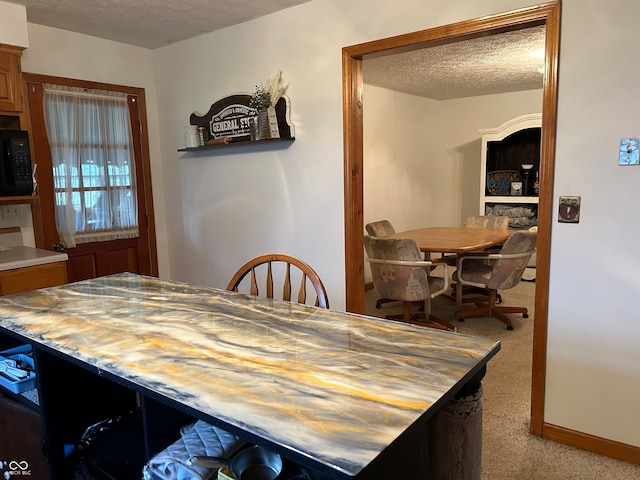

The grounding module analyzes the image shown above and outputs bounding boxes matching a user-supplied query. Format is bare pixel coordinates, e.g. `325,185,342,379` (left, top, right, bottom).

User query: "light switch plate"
619,137,639,165
558,196,581,223
1,205,20,219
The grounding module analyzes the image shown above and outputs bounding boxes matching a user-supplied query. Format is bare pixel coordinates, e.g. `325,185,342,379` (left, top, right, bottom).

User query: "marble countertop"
0,273,499,478
0,245,68,271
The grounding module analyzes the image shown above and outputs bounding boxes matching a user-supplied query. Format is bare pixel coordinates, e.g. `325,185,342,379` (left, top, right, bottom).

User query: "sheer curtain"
43,84,138,248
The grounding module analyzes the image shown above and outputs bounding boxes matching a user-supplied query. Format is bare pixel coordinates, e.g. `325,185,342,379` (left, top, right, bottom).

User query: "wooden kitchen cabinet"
0,393,49,479
0,44,44,249
0,262,68,296
0,44,23,112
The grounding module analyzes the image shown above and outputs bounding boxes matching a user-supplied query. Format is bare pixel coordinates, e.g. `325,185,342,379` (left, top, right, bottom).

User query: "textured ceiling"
6,0,313,48
7,1,545,100
363,25,546,100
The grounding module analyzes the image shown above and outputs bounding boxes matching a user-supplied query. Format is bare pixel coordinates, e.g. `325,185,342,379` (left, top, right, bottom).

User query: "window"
43,84,138,247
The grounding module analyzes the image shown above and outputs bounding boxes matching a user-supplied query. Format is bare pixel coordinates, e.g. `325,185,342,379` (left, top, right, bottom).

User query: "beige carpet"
364,281,640,479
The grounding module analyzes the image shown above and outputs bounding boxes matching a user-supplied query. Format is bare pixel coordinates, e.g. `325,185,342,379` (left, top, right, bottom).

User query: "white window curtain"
43,84,138,248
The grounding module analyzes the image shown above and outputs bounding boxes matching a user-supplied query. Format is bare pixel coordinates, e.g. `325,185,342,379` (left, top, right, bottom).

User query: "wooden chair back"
226,254,329,308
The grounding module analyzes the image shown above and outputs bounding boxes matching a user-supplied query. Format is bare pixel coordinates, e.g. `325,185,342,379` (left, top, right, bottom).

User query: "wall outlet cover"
558,196,581,223
619,138,639,165
1,205,20,220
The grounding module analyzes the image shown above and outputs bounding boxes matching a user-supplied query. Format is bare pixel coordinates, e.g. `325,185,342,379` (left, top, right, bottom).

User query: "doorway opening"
342,2,560,436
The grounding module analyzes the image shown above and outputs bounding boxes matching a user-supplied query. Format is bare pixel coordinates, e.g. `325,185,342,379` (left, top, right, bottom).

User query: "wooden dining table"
385,226,512,303
386,226,512,254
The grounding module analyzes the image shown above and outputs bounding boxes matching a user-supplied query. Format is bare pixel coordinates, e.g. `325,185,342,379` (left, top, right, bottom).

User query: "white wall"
19,24,171,278
0,1,28,47
545,0,640,447
6,0,640,454
151,3,349,305
364,85,542,232
364,86,441,232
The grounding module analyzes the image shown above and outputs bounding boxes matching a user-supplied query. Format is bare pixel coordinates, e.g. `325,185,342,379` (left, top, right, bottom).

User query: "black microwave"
0,130,34,196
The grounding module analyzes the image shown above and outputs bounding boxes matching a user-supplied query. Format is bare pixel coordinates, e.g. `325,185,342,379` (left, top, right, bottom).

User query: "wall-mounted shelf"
177,94,295,153
484,195,539,205
0,194,39,204
177,137,294,152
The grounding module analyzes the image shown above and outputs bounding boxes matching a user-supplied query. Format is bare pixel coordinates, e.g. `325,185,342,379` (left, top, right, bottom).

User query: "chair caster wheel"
523,313,529,318
375,304,382,309
457,317,465,322
496,296,503,304
507,325,514,331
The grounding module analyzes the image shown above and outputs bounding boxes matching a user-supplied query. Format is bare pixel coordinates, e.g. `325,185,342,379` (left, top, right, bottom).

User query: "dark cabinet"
479,113,541,228
0,393,48,479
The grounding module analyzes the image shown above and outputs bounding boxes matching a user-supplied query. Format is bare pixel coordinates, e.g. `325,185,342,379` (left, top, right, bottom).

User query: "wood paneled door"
24,74,158,282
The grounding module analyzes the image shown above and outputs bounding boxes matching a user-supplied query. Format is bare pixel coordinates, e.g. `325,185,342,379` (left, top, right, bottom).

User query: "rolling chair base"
455,299,528,331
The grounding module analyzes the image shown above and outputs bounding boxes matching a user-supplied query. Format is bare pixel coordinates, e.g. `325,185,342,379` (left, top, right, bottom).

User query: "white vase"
266,106,280,138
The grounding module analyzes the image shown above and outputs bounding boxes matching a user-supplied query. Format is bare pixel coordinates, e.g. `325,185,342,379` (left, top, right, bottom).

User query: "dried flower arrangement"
249,86,270,111
249,71,286,110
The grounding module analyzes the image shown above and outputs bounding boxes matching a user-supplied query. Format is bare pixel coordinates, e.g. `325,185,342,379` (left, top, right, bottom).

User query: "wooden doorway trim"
342,1,560,437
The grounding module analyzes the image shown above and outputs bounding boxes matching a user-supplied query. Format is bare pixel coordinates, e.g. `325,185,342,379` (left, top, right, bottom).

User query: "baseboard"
542,422,640,465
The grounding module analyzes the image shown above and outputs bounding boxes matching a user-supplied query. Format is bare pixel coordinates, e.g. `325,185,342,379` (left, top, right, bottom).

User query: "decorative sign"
190,94,293,143
209,103,256,138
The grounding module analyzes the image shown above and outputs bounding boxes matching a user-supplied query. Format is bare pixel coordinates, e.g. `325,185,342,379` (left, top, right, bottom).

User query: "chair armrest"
457,249,537,268
366,256,448,274
366,257,448,283
366,257,445,269
366,257,450,298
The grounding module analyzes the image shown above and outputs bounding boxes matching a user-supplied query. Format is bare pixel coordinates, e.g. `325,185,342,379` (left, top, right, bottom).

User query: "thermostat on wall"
558,196,581,223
